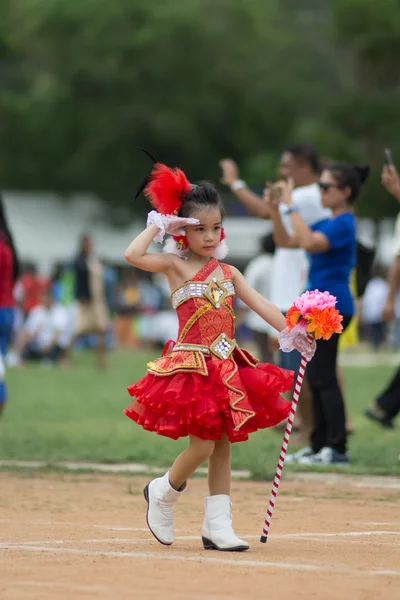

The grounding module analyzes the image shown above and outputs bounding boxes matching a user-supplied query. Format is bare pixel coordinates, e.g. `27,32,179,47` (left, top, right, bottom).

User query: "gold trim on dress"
177,302,212,342
147,350,208,377
234,346,258,368
221,359,256,431
223,302,235,319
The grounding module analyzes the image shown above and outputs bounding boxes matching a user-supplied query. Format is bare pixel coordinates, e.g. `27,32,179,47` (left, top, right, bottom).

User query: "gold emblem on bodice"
204,277,228,309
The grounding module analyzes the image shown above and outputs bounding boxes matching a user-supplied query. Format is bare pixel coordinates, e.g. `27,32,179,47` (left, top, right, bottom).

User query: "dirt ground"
0,471,399,600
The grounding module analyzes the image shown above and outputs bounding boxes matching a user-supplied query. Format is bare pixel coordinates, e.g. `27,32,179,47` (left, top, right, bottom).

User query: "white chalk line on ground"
0,460,251,479
11,581,109,593
1,461,400,488
1,543,399,577
0,519,152,532
1,519,399,538
360,522,400,526
16,531,400,546
7,583,245,600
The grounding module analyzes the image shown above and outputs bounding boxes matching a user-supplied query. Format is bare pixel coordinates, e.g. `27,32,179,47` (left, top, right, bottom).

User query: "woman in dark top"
0,194,20,418
267,163,369,465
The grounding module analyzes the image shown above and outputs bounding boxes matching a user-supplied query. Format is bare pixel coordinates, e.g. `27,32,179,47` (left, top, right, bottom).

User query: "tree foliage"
0,0,399,217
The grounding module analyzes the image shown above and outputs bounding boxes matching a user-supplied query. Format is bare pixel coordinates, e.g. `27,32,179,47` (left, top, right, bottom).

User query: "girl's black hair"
178,182,225,218
0,194,20,281
326,162,370,204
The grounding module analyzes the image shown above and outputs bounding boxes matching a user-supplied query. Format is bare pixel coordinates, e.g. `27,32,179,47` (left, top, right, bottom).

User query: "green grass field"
0,350,398,478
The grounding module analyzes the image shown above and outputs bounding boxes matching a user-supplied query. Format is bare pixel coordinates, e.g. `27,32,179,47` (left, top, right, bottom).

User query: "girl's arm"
230,266,286,332
124,225,180,274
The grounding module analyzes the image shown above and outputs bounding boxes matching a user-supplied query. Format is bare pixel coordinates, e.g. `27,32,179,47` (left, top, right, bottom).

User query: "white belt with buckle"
172,334,236,360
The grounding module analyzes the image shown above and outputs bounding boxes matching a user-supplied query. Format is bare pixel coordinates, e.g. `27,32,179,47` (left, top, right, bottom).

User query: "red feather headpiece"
144,163,192,215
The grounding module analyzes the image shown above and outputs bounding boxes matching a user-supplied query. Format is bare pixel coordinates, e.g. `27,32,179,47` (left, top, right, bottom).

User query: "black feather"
133,148,159,201
138,147,158,164
133,175,151,200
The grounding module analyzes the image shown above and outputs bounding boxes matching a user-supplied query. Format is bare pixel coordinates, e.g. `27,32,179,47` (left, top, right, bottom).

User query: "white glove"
278,327,316,362
147,210,200,243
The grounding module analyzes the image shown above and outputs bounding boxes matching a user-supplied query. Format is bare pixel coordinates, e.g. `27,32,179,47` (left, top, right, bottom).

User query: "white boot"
202,494,249,551
143,471,186,546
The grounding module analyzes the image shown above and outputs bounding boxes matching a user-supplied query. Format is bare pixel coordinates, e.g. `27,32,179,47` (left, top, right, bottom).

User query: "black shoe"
364,408,394,429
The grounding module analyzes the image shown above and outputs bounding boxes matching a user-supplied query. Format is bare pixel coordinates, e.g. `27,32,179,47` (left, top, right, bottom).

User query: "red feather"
144,163,192,215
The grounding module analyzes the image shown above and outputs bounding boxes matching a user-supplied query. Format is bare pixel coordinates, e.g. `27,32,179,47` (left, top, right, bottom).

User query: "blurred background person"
136,273,171,350
14,265,49,317
267,162,370,465
220,143,329,440
365,163,400,429
11,265,50,361
114,271,141,349
50,264,65,304
0,194,20,418
73,234,108,369
236,233,276,364
360,265,388,351
13,287,71,365
220,144,329,346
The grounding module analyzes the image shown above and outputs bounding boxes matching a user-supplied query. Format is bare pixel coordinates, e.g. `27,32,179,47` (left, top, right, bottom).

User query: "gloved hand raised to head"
147,210,200,243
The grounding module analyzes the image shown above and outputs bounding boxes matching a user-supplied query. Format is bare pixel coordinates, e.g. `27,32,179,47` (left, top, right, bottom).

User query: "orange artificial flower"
286,306,302,331
306,307,343,340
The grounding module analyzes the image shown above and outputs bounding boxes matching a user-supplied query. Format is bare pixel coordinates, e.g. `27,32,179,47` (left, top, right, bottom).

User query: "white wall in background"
2,191,397,273
3,192,143,273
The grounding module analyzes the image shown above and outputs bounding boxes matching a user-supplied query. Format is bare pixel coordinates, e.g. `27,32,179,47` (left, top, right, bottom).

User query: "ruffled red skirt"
125,357,293,443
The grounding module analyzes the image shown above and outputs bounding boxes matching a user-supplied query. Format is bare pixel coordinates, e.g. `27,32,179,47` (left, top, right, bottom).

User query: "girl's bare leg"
169,435,215,490
208,434,231,495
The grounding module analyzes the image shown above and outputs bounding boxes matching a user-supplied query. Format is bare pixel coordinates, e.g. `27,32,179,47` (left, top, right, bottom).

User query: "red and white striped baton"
260,341,312,543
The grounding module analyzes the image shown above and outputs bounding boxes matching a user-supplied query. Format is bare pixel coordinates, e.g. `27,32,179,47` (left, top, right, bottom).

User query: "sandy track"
0,472,399,600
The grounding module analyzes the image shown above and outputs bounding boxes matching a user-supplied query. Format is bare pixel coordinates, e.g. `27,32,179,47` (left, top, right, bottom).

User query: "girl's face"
319,169,350,210
185,206,223,258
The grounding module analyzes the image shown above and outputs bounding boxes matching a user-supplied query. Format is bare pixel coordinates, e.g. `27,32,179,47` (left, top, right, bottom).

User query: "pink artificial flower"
293,290,337,316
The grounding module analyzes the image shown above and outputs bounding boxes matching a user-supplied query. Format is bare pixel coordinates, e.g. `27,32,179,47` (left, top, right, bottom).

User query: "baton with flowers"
260,290,343,543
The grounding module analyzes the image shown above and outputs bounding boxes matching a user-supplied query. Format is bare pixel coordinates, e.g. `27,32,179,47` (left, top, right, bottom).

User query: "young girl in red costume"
124,163,314,552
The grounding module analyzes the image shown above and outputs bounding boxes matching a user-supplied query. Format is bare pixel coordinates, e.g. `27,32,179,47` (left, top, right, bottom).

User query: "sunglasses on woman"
318,182,341,192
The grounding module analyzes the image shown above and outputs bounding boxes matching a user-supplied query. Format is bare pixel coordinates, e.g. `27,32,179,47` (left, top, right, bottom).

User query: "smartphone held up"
384,148,393,166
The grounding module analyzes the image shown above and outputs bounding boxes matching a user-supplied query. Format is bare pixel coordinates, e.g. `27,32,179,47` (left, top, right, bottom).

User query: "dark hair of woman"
327,162,370,204
0,194,20,281
178,182,225,219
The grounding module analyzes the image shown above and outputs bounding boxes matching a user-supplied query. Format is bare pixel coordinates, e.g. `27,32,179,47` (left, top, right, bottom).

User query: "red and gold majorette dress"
125,258,293,443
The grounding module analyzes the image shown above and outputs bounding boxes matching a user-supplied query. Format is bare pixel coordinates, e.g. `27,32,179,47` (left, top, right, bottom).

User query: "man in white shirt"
220,143,330,360
15,288,71,364
220,144,329,439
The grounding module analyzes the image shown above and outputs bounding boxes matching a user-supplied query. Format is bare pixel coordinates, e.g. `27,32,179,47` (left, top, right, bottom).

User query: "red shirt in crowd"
16,273,50,314
0,233,15,308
